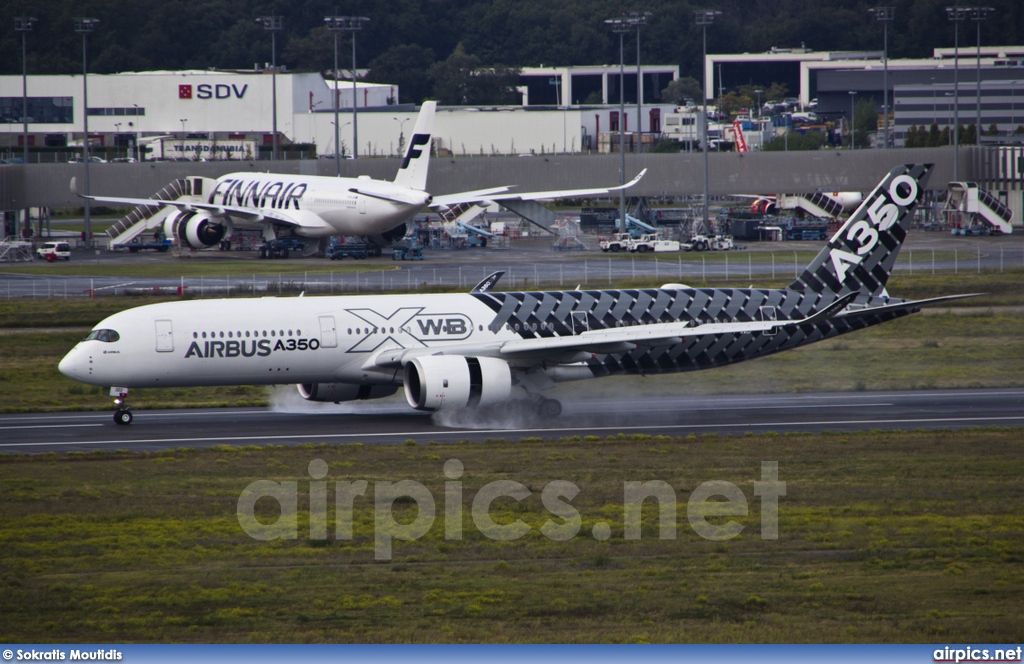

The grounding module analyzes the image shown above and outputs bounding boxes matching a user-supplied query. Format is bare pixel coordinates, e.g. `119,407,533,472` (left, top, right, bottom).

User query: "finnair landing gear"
110,387,132,425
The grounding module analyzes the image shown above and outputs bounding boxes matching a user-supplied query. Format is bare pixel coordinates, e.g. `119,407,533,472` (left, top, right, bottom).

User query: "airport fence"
2,244,1023,300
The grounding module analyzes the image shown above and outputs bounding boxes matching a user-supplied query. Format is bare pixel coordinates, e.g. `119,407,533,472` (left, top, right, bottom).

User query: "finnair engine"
403,356,512,411
297,383,398,403
164,210,227,249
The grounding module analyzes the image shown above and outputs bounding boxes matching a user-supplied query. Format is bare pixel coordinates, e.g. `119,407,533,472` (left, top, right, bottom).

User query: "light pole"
15,17,36,165
256,16,282,161
849,91,857,149
869,7,894,149
394,116,409,156
970,7,993,143
325,16,348,173
75,17,98,247
629,11,651,154
325,16,370,161
605,16,630,233
132,103,141,161
114,122,121,157
946,5,967,181
695,9,721,230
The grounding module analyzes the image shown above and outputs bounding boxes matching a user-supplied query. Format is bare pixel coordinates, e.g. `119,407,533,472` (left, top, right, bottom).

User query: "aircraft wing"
366,292,856,370
80,193,323,229
429,169,647,209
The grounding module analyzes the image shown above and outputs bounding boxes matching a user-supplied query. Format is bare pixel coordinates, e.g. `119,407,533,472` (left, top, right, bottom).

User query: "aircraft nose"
58,346,86,381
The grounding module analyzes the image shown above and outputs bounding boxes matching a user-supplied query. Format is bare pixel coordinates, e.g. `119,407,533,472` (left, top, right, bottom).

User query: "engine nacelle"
164,210,227,249
403,355,511,411
750,198,777,215
297,383,398,403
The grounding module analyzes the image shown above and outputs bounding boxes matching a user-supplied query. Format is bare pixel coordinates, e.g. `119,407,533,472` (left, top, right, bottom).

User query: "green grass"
0,259,397,278
1,429,1021,642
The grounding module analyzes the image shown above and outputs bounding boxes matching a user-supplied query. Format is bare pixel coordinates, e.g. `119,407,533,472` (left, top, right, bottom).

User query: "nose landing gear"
111,387,133,425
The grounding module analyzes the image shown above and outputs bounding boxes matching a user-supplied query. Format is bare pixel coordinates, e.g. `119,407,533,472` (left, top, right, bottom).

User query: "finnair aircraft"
83,101,645,249
61,164,972,425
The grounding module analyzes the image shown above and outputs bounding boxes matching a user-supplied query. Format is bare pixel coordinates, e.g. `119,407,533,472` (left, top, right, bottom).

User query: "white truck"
627,234,681,253
599,233,633,252
687,234,734,251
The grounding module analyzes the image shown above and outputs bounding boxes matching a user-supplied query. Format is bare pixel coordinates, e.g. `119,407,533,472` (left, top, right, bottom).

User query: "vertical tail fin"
392,100,436,191
790,163,932,299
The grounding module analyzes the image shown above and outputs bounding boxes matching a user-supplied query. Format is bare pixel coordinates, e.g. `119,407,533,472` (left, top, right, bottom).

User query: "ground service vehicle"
36,241,71,261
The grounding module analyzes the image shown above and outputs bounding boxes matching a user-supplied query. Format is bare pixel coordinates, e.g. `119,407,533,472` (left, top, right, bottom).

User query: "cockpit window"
83,329,120,343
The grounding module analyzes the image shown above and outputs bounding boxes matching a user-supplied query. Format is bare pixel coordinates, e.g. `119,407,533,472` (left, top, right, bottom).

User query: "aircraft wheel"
538,398,562,419
280,247,289,259
257,246,267,259
114,410,133,426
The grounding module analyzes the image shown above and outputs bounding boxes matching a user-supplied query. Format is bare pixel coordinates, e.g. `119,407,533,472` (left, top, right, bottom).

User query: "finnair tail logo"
400,134,430,170
830,173,919,283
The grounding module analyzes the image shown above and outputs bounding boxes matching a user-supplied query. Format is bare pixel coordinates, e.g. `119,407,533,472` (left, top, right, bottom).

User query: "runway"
2,388,1023,454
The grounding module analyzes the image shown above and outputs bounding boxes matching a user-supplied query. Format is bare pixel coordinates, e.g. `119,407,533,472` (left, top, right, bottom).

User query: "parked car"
37,241,71,261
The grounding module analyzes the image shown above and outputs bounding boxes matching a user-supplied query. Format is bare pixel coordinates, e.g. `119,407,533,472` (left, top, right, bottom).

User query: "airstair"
945,182,1014,234
104,177,214,248
776,192,845,219
0,238,34,262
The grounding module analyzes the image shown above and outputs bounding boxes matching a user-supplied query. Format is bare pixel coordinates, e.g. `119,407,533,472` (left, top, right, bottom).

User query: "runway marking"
3,415,1024,448
0,424,104,431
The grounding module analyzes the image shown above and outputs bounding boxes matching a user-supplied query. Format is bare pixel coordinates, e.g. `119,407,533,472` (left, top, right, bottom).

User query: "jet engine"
750,198,777,215
164,210,227,249
403,355,511,411
297,383,398,403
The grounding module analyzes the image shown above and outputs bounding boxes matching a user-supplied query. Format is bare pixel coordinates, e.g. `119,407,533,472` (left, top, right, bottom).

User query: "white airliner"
60,164,974,425
82,101,646,250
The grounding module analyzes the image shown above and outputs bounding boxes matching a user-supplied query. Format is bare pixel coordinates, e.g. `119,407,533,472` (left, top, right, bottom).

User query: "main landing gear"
506,397,563,420
111,388,133,425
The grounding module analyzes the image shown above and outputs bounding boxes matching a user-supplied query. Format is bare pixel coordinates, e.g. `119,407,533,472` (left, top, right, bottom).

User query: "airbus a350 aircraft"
82,101,646,250
60,164,973,425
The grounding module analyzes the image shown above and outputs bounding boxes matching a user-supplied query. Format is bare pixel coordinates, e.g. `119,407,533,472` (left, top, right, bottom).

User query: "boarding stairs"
945,182,1014,234
776,192,845,220
104,177,215,248
0,237,35,262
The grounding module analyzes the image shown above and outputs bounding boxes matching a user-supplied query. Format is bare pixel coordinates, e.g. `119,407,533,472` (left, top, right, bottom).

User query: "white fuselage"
208,172,432,238
58,295,513,389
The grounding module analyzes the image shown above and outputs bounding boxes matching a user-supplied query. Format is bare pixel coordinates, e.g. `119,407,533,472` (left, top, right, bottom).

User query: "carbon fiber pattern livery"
472,164,933,381
472,287,908,378
793,163,932,298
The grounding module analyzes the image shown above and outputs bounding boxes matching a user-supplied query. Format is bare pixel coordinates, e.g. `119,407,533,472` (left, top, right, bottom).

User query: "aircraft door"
571,312,589,335
358,196,366,214
759,306,778,336
155,319,174,352
319,315,338,348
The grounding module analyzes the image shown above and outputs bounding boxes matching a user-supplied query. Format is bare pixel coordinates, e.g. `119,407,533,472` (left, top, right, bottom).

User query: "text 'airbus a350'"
60,164,975,425
80,100,645,250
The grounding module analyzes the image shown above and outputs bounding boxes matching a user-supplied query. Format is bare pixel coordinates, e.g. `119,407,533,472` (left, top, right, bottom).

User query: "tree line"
1,0,1021,105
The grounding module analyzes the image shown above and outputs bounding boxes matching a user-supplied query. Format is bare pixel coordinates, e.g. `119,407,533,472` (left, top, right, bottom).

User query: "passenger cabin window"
83,329,119,343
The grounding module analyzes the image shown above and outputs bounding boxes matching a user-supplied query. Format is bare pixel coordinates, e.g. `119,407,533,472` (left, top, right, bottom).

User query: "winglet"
70,177,79,196
613,168,647,191
472,271,504,293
